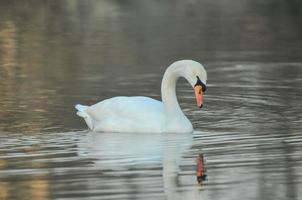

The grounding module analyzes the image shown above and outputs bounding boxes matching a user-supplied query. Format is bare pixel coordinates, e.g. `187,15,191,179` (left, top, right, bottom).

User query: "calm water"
1,1,302,200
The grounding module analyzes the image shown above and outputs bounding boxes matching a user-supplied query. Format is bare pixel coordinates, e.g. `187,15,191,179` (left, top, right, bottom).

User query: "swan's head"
162,60,207,108
177,60,207,108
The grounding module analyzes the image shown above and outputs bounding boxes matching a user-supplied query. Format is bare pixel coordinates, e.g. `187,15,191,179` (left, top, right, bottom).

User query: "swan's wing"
86,96,165,122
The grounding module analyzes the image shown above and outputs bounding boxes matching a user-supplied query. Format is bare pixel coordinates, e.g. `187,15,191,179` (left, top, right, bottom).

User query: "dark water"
1,1,302,200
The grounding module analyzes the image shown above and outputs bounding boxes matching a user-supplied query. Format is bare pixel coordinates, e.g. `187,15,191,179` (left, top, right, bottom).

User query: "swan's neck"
161,65,184,118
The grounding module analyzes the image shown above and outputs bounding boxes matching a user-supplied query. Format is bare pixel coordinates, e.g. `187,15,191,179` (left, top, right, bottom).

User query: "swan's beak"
194,85,203,108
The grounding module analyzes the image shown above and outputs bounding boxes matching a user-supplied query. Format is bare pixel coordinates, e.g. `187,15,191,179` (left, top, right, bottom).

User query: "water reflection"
0,131,199,200
77,131,195,199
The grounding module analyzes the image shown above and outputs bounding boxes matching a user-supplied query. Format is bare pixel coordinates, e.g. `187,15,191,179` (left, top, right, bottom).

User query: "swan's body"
75,60,207,133
76,96,168,133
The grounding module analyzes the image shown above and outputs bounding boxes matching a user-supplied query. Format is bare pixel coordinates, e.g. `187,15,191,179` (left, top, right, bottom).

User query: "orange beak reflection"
194,85,203,108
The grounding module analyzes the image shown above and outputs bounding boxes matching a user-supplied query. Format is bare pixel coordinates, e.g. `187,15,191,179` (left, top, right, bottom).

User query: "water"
1,1,302,200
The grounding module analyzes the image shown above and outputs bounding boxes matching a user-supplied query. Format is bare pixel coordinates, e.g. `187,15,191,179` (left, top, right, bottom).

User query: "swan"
75,60,207,133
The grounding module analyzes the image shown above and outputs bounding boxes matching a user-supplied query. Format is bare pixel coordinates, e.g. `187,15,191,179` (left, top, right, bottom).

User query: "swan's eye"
195,76,207,92
202,84,206,92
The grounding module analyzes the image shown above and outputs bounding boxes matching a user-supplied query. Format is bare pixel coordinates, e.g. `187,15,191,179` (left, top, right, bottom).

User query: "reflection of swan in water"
77,131,197,199
78,131,192,171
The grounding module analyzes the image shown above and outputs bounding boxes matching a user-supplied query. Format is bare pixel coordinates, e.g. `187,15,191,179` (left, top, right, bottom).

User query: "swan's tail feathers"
75,104,94,130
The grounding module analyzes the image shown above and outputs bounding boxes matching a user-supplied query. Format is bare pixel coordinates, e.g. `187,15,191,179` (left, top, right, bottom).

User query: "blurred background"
1,0,302,132
0,1,302,200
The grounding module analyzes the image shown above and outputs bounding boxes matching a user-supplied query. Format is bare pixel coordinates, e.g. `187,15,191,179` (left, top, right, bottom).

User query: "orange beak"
194,85,203,108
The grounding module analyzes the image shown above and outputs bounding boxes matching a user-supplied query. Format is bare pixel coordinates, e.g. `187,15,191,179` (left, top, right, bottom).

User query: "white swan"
75,60,207,133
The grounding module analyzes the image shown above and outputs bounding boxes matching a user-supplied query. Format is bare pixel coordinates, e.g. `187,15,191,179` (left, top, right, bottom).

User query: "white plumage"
75,60,207,133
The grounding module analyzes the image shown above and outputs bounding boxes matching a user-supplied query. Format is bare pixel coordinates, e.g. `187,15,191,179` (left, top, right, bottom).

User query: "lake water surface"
0,1,302,200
